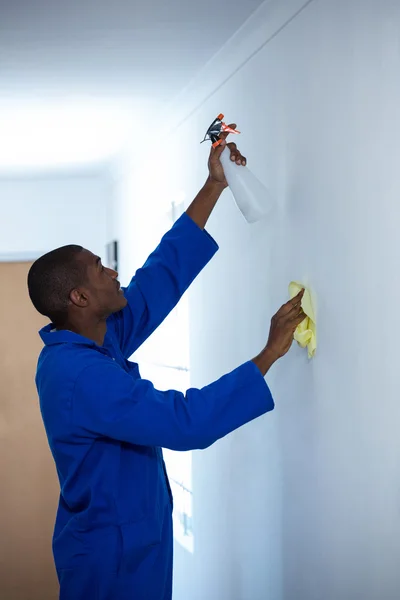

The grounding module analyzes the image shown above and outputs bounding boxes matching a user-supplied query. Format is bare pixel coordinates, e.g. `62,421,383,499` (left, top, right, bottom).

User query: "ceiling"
0,0,264,173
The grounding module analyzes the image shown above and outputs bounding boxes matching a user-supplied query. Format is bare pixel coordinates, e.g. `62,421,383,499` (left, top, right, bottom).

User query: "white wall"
0,170,111,261
111,0,400,598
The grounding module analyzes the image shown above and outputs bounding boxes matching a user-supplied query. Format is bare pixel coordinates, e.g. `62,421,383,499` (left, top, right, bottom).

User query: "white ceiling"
0,0,264,173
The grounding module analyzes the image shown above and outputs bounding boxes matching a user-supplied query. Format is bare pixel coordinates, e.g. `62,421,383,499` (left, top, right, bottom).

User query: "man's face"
76,250,128,317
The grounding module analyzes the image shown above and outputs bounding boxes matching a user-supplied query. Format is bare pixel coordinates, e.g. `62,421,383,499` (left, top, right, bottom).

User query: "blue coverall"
36,213,275,599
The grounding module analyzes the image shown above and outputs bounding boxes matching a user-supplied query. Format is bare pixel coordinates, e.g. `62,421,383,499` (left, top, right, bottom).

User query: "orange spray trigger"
221,123,241,135
201,114,241,146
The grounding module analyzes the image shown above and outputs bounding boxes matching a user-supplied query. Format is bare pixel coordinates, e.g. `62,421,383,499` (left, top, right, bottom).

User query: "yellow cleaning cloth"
289,281,317,359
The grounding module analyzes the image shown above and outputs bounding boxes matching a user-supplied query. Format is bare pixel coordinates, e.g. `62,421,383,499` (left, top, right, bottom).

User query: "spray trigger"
201,114,240,147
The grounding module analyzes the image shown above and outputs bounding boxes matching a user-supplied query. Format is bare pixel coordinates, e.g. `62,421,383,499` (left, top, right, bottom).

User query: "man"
27,129,304,600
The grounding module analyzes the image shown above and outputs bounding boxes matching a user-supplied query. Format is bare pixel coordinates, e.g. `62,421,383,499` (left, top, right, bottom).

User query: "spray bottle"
201,114,271,223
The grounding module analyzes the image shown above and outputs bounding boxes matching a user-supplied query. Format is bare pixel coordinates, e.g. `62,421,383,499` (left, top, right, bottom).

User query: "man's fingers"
228,142,239,164
291,309,306,324
210,138,227,159
288,303,306,319
292,289,305,302
217,124,247,166
276,290,305,317
211,137,247,167
227,142,247,166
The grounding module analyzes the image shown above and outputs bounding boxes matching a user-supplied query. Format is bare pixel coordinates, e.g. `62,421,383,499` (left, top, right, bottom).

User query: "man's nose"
105,267,118,279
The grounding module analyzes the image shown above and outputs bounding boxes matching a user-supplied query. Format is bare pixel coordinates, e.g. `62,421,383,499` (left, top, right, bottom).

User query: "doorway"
0,261,59,599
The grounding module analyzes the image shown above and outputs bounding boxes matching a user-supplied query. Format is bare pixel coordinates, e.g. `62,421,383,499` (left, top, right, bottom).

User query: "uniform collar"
39,323,100,348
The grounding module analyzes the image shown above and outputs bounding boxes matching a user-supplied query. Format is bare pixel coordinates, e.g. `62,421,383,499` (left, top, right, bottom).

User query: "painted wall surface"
112,1,400,598
0,172,110,261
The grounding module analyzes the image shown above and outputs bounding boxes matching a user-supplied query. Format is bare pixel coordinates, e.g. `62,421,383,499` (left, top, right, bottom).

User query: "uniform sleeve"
109,213,218,358
72,360,275,451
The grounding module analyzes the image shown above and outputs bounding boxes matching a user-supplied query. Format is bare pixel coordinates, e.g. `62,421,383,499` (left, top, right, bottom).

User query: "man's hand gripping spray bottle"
201,114,271,224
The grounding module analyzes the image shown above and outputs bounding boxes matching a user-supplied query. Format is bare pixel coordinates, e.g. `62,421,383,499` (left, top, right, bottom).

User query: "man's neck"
57,319,107,347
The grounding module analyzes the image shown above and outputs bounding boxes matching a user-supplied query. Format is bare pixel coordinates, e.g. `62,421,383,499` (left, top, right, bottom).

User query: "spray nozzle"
201,113,240,148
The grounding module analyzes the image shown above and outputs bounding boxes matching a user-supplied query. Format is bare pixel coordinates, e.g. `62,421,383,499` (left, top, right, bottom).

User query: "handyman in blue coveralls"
27,129,305,600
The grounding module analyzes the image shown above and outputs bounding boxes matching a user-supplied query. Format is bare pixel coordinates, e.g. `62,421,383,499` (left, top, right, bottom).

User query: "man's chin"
119,295,128,309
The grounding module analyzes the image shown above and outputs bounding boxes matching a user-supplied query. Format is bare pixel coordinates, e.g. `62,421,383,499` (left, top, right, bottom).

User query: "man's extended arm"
185,178,225,230
109,133,246,358
74,292,305,451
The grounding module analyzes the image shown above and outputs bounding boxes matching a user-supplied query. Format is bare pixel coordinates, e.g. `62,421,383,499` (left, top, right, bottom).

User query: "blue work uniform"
36,214,275,600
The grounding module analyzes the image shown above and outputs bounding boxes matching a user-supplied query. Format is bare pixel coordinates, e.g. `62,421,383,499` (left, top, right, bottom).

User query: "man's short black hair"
27,245,87,325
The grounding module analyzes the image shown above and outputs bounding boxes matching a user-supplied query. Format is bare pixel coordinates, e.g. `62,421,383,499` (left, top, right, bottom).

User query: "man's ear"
69,288,89,308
